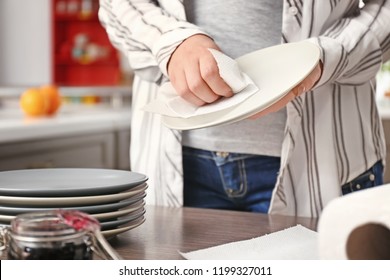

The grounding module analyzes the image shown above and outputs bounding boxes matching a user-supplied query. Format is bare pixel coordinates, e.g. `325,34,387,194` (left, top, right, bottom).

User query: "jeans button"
369,174,375,181
356,184,361,190
216,151,229,158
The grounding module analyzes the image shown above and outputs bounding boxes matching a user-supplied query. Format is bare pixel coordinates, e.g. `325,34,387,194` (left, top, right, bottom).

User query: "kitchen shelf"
52,0,121,86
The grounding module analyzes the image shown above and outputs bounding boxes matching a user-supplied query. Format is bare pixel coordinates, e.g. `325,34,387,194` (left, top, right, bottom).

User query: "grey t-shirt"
182,0,285,157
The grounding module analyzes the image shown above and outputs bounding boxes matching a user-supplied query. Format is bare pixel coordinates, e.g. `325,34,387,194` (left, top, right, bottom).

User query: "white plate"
0,183,147,207
0,168,148,197
0,192,146,215
100,208,145,230
101,216,146,238
162,41,320,130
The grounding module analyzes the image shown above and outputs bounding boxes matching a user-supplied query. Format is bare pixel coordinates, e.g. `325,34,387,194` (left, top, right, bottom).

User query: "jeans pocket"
218,158,248,198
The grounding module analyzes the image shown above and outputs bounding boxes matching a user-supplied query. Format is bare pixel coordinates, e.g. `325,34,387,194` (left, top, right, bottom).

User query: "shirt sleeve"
98,0,207,82
309,0,390,87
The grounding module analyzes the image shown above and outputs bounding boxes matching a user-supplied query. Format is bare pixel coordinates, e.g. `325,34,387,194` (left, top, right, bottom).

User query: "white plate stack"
0,168,148,238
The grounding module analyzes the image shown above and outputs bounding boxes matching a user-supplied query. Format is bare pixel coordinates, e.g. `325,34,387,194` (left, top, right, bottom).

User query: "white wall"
0,0,51,86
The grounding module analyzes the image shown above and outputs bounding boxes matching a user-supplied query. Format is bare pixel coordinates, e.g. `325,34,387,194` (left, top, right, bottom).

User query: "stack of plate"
0,168,148,238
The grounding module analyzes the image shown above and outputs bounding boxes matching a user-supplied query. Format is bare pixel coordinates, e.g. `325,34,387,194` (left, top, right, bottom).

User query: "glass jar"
6,211,93,260
0,210,121,260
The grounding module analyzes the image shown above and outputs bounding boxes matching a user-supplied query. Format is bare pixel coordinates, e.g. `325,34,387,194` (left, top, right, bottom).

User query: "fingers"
184,55,221,104
249,90,296,119
295,63,322,96
283,62,322,99
167,34,233,106
171,70,206,106
199,53,233,98
250,62,323,120
176,51,233,105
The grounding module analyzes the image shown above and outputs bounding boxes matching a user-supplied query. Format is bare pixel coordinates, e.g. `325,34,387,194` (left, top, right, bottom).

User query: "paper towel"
142,49,259,118
180,224,318,260
318,184,390,260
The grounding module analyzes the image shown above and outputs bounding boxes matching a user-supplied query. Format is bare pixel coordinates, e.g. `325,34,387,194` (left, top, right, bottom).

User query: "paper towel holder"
346,222,390,260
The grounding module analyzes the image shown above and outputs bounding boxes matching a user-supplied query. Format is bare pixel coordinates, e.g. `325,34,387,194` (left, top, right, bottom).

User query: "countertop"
108,205,317,260
1,97,390,145
0,103,131,144
0,205,318,260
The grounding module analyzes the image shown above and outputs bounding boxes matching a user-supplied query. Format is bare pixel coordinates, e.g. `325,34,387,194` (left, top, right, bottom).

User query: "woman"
99,0,390,217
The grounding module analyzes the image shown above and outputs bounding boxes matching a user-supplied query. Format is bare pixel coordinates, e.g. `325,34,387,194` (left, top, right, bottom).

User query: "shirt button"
289,6,298,16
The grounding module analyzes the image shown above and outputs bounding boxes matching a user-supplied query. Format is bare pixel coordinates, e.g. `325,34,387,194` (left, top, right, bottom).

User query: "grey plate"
0,168,148,197
0,192,146,215
102,216,146,239
0,183,147,207
100,207,145,230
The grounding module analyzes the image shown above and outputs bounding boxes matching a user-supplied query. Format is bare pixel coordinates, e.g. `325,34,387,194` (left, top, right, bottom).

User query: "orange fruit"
40,85,62,115
20,88,49,116
20,85,62,117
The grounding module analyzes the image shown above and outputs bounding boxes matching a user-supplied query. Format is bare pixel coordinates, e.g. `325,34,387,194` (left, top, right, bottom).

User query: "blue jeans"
182,146,280,213
183,147,385,213
341,161,384,195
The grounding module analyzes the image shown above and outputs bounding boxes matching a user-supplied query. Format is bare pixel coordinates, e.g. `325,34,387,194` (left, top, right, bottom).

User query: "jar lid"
10,210,100,242
1,210,121,260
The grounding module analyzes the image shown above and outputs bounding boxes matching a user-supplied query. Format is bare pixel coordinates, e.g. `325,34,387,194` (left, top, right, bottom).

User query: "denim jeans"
183,147,385,213
182,146,280,213
341,161,384,195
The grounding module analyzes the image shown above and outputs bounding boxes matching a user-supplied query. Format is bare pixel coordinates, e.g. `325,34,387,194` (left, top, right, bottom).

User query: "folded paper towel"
318,184,390,260
143,49,259,118
180,225,318,260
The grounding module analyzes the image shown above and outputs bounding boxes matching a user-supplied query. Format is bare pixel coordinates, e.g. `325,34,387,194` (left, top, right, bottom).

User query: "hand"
249,62,323,119
167,34,233,106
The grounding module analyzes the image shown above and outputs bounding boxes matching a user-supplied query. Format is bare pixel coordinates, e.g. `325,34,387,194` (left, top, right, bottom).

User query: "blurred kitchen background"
0,0,390,180
0,0,133,172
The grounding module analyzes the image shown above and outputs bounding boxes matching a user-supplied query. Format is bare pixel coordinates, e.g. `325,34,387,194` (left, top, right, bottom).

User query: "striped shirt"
99,0,390,217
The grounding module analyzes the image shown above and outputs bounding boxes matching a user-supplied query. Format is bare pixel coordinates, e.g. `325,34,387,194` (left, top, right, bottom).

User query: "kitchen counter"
0,103,131,144
2,100,390,143
0,102,132,171
110,205,317,260
0,85,132,144
0,205,318,260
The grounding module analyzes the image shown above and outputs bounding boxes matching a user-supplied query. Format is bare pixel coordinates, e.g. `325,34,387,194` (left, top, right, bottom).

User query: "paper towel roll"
318,184,390,260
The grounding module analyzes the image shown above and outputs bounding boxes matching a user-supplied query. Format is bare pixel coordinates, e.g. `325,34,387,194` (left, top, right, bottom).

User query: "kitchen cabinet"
0,130,130,171
52,0,120,85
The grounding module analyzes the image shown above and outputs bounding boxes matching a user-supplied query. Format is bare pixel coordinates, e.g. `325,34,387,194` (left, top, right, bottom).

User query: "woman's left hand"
249,61,322,119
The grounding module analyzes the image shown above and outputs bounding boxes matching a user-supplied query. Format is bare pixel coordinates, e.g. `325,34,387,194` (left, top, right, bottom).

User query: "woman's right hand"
167,34,233,106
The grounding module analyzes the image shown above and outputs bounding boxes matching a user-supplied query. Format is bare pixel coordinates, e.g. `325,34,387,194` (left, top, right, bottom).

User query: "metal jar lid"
1,210,121,260
9,211,88,244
